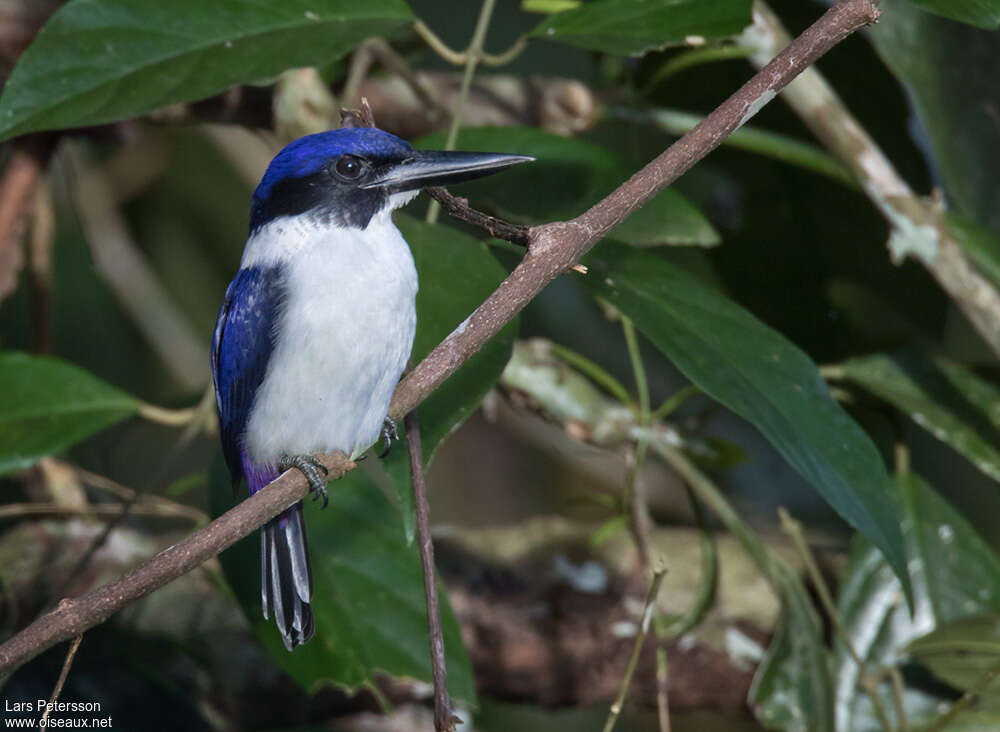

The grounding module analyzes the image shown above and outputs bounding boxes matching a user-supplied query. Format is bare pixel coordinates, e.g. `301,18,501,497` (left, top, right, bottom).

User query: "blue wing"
211,265,285,492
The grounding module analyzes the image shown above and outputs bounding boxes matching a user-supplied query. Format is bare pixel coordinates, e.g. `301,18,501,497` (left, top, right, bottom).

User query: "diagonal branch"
0,0,880,677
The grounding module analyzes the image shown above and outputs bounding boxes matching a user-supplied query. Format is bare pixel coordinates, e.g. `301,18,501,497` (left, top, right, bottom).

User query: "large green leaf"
868,1,1000,233
528,0,753,56
750,561,834,732
898,0,1000,29
582,242,910,594
0,0,412,140
0,351,139,475
841,351,1000,483
834,473,1000,731
416,127,719,247
210,457,477,705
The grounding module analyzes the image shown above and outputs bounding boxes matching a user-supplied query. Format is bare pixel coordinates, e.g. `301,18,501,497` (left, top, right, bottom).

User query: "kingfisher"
211,126,531,650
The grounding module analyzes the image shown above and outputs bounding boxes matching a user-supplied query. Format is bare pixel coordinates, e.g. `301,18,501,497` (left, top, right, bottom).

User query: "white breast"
242,208,417,464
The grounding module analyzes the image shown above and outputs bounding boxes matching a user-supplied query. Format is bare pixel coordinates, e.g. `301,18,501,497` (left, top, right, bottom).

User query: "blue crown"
254,128,414,203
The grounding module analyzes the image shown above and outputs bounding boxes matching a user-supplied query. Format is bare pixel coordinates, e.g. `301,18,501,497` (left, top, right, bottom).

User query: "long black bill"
361,150,534,192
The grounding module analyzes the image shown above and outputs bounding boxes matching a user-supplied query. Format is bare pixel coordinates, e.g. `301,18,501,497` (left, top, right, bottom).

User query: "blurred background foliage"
2,0,1000,730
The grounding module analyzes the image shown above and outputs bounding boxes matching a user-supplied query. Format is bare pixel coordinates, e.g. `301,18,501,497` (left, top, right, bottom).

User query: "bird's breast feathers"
239,211,418,464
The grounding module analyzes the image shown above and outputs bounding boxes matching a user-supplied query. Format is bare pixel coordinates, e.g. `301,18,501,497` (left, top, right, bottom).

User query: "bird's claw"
378,417,399,459
279,454,329,508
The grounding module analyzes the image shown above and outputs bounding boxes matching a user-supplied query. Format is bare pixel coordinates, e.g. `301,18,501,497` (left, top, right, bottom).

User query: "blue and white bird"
211,126,531,650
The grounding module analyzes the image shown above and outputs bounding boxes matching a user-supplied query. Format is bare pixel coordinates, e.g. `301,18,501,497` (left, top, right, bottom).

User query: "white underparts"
241,206,418,464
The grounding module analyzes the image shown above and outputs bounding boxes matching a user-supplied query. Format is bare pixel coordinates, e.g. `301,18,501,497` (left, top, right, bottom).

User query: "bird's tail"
261,501,314,650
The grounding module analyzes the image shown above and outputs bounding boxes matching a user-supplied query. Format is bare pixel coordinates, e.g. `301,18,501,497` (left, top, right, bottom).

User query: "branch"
0,0,877,677
406,411,457,732
0,454,354,673
425,187,531,246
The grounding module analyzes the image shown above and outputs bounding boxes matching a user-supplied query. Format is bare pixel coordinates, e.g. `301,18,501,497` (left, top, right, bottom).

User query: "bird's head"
249,127,532,234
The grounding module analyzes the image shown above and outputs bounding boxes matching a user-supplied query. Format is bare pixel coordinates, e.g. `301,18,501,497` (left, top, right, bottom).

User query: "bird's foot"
279,454,329,508
377,417,399,459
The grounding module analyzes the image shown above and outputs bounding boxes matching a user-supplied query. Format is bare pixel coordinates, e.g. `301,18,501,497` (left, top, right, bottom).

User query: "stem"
137,402,200,427
39,635,82,723
406,411,455,732
925,663,1000,732
779,508,895,730
622,317,654,567
426,0,497,224
549,341,634,407
657,487,717,638
656,645,671,732
651,384,700,421
607,106,855,187
602,566,667,732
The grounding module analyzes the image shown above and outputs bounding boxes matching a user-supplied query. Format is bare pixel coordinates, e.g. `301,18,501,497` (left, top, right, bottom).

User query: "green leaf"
581,242,910,596
750,561,834,732
834,473,1000,730
898,0,1000,29
416,127,719,247
528,0,753,56
868,1,1000,235
0,0,412,140
210,457,477,705
0,351,139,475
906,614,1000,692
840,351,1000,483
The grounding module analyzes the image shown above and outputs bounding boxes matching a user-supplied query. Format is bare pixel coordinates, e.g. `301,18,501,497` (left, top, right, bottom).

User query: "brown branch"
406,411,456,732
0,0,877,677
425,187,531,246
0,454,354,673
39,635,82,724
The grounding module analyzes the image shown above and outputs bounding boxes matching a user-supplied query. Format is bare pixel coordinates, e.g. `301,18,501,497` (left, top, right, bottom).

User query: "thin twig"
425,187,531,245
602,565,667,732
426,0,498,224
0,502,205,524
622,316,654,568
413,20,527,68
406,411,455,732
39,635,82,723
343,38,451,122
137,403,201,427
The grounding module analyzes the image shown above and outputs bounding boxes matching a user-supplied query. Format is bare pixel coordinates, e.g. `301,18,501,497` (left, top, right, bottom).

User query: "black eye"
334,154,365,180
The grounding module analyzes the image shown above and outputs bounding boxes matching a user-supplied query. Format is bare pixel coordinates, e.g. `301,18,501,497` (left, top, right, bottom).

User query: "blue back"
211,265,286,490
